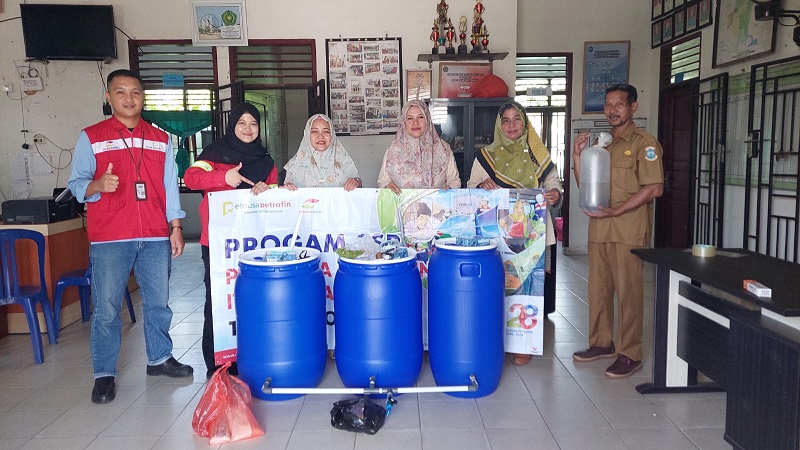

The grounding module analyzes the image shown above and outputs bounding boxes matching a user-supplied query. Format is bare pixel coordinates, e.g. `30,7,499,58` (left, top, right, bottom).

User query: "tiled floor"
0,242,732,449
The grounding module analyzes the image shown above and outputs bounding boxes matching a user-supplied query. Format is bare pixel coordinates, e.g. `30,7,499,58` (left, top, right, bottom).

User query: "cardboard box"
743,280,772,298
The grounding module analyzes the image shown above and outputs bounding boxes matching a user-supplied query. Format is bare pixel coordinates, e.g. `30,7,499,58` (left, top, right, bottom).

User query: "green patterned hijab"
477,102,554,188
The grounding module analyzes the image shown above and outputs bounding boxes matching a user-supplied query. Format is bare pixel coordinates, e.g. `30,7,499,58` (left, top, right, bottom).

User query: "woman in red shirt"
184,102,278,378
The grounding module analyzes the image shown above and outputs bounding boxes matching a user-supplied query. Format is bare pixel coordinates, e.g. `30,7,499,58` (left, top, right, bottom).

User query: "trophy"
481,25,489,53
458,16,468,54
430,19,440,54
436,0,449,25
430,0,450,54
445,18,456,54
470,0,485,53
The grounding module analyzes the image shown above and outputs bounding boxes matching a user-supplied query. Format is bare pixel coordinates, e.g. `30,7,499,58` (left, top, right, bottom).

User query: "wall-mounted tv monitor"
20,4,117,61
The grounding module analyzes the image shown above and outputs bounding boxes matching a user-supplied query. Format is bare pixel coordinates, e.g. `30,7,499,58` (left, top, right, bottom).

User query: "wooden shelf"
417,52,508,64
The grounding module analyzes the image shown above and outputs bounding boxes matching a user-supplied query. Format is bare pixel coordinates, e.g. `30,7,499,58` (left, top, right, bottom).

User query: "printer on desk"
2,189,78,224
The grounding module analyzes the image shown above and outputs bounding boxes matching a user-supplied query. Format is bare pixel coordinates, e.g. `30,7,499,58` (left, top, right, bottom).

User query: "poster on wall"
582,41,630,114
326,37,403,136
206,187,549,364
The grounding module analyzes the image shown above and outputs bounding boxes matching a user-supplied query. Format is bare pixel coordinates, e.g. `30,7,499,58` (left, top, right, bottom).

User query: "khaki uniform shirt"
588,126,664,247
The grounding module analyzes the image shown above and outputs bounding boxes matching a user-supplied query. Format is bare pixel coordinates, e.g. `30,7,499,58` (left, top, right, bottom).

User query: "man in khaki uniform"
571,84,664,378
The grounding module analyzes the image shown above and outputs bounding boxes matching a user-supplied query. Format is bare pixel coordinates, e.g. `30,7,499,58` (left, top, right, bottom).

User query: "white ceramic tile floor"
0,242,732,449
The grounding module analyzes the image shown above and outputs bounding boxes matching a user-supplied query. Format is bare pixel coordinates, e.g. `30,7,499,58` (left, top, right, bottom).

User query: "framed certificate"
406,69,432,101
437,63,492,98
190,1,248,46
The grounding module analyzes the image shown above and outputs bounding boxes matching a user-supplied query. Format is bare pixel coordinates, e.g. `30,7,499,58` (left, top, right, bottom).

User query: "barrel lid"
339,247,417,265
238,247,320,266
434,238,497,251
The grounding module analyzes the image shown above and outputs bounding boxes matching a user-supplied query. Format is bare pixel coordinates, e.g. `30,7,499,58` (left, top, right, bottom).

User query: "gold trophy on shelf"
458,16,468,54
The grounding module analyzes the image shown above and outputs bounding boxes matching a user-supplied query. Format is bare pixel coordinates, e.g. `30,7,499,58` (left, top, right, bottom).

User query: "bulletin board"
326,37,403,136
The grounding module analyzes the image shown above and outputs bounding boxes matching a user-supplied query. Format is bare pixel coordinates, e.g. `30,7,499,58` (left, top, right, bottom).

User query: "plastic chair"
0,229,58,364
53,261,136,340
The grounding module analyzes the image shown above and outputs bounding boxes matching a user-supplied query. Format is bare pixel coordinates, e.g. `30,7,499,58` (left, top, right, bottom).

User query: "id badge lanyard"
120,130,147,201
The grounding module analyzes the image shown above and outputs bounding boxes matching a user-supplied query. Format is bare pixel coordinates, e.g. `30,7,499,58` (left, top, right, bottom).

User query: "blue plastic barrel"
428,239,505,398
334,248,422,389
235,247,326,401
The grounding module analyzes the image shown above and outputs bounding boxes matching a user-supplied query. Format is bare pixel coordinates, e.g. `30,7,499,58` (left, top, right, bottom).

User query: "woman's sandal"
512,353,532,366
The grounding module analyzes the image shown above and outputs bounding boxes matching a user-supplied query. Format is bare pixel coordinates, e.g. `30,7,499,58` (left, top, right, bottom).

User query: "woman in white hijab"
284,114,361,191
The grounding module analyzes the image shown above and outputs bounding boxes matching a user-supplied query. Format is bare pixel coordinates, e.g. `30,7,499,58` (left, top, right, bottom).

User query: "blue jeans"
90,240,174,378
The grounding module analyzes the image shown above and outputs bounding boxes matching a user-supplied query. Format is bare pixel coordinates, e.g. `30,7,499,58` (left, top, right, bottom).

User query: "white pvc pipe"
266,384,472,395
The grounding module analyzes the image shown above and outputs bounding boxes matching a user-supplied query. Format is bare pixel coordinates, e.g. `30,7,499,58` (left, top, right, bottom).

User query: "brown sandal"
512,353,532,366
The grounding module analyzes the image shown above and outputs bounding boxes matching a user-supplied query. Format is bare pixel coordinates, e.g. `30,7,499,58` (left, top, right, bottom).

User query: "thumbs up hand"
225,162,255,188
95,162,119,193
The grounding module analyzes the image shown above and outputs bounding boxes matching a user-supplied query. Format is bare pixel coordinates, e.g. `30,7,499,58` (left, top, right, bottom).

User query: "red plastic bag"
470,74,509,98
192,363,265,444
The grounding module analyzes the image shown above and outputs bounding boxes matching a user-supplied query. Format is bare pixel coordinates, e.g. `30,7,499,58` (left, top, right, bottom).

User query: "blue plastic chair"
0,229,58,364
53,261,136,340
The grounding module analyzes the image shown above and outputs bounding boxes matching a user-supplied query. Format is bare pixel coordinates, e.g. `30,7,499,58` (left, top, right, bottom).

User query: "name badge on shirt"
135,181,147,201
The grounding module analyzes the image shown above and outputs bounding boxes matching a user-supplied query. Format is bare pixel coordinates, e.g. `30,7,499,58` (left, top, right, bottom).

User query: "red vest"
83,117,171,243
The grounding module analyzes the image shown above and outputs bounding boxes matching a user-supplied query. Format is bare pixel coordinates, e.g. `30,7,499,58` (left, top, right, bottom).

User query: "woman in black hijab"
184,102,277,378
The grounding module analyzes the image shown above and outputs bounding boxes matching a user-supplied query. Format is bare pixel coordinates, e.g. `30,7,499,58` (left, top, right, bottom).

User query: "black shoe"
146,357,194,378
91,376,116,404
605,355,643,379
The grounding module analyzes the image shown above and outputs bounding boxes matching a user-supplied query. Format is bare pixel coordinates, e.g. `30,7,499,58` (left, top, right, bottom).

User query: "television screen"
20,4,117,61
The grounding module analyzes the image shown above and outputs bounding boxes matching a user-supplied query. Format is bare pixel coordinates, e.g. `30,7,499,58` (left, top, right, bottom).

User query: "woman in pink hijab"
377,100,461,193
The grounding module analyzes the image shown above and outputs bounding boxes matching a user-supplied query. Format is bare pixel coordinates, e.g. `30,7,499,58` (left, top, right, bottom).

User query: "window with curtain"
129,41,217,189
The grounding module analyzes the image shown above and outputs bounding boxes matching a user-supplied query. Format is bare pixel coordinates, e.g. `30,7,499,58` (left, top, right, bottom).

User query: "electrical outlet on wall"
33,136,44,144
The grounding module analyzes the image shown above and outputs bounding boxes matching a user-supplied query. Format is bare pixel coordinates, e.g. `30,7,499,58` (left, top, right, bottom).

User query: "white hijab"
284,114,359,187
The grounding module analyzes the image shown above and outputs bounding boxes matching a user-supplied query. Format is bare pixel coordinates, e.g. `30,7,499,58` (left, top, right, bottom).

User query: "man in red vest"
68,69,193,404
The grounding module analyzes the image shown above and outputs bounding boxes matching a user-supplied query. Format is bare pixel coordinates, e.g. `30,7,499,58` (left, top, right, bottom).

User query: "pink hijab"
384,100,450,188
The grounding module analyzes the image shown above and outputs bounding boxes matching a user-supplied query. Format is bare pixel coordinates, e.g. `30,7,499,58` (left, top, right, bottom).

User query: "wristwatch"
354,177,362,187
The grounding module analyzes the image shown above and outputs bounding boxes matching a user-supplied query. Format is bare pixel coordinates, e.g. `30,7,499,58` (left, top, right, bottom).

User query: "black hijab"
199,102,274,187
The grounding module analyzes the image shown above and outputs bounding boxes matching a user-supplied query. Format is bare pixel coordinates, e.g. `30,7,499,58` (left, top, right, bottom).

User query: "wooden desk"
633,248,800,450
0,218,89,337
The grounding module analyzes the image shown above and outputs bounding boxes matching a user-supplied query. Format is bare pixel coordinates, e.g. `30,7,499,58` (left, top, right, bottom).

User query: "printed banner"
207,188,548,364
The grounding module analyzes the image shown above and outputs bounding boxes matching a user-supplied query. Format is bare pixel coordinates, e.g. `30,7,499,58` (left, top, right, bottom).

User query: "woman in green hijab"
467,101,563,366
